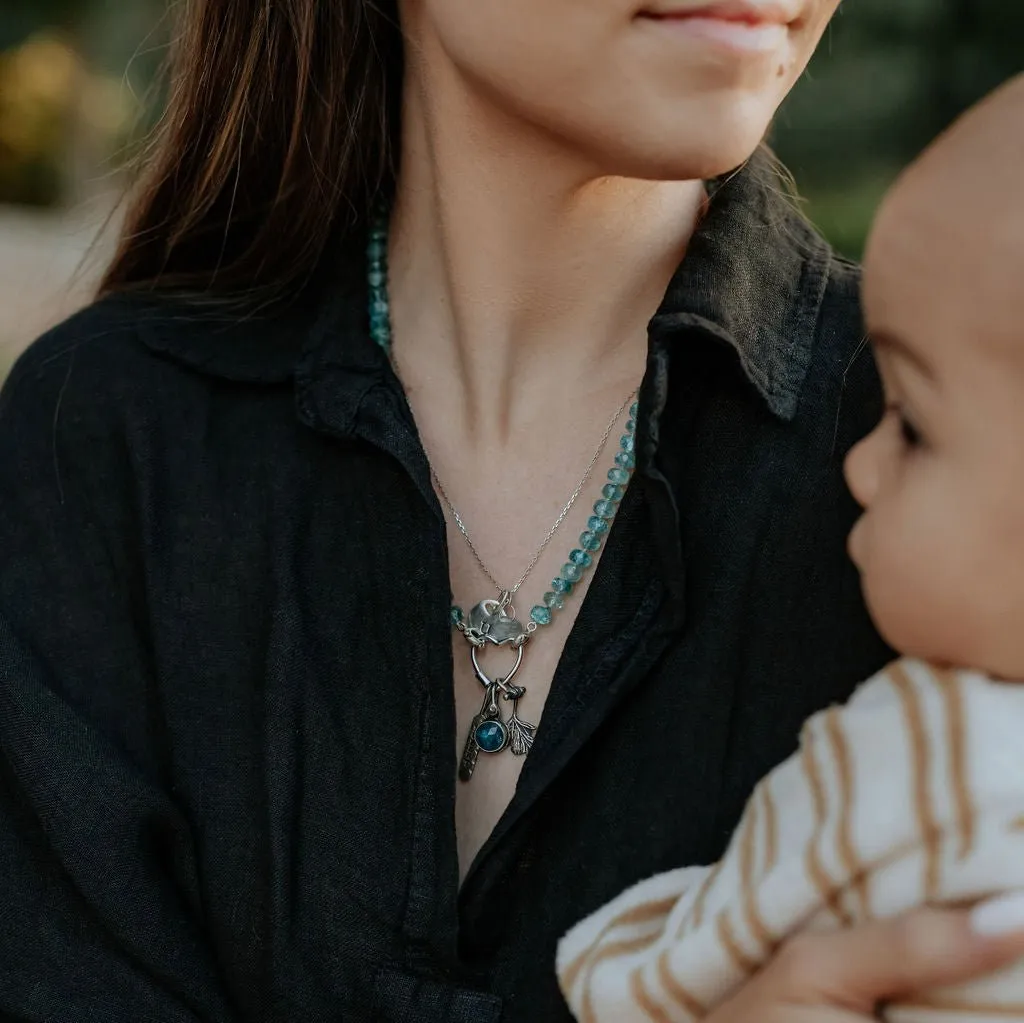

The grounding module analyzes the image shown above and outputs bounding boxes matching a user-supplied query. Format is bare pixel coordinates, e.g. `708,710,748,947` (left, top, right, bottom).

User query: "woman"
1,1,1021,1021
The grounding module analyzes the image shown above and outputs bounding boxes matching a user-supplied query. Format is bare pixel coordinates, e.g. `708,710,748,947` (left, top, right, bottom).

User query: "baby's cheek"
858,519,938,657
880,537,977,663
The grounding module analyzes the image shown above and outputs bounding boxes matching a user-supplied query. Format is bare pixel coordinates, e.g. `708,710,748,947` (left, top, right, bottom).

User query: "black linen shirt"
0,164,891,1023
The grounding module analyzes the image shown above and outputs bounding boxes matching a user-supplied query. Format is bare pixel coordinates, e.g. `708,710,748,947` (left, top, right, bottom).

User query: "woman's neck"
387,38,706,446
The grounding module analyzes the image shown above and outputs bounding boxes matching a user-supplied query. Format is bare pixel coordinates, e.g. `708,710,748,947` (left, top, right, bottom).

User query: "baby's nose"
844,432,880,509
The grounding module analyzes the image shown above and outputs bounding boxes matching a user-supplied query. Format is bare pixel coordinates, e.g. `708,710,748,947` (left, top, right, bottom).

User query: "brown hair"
100,0,402,304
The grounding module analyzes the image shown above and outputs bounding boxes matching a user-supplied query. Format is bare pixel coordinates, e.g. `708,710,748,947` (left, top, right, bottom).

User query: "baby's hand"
707,899,1024,1023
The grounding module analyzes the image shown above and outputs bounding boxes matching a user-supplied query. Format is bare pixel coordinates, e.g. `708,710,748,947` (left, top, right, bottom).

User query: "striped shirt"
557,659,1024,1022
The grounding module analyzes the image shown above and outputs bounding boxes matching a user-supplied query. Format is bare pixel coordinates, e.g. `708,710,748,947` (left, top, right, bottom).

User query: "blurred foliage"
773,0,1024,255
0,0,158,206
0,0,1021,251
0,35,77,205
0,32,136,205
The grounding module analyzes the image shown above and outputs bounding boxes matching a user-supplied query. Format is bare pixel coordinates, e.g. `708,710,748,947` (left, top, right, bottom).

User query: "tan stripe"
578,931,667,1023
629,963,676,1023
560,896,678,994
800,730,852,925
739,792,777,953
656,948,708,1019
936,667,975,860
716,911,759,977
760,778,778,876
1011,815,1024,832
824,707,870,919
687,857,724,933
890,662,940,899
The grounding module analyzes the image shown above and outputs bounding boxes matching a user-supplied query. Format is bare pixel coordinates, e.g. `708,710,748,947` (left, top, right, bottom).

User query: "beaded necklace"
366,216,638,781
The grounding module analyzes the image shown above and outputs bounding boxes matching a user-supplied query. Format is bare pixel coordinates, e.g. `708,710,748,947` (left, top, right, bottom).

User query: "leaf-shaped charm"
508,711,536,757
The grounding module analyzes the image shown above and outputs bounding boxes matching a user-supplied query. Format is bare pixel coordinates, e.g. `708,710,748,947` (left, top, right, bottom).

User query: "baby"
557,74,1024,1023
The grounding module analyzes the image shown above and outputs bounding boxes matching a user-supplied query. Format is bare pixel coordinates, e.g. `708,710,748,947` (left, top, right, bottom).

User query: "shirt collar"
138,150,834,421
650,149,833,420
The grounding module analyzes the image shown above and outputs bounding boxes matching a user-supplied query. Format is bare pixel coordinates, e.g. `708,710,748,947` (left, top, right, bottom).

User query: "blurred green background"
0,0,1021,370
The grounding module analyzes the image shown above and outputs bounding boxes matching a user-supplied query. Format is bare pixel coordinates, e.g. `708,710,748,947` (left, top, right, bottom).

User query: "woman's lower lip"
640,15,790,54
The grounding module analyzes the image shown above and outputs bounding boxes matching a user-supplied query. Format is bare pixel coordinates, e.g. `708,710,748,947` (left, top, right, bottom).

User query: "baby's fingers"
713,895,1024,1022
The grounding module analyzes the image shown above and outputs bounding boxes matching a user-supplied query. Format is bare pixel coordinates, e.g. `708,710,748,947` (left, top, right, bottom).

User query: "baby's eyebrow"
871,330,936,382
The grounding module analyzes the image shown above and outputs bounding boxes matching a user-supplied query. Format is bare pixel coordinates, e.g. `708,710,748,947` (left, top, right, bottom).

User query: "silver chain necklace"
425,391,634,599
367,215,641,781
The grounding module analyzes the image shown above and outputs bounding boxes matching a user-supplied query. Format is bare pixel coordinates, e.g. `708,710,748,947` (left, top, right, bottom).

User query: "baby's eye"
886,404,923,449
899,415,922,448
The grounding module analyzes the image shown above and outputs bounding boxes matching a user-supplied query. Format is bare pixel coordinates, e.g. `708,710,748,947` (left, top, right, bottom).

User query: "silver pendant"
457,597,536,782
461,597,530,649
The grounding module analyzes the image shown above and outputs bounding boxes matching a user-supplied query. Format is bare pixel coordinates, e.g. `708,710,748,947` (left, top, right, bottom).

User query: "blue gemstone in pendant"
615,451,636,470
602,483,625,503
594,499,618,520
475,720,509,753
552,576,574,594
531,604,553,626
562,563,583,583
544,591,565,609
580,531,603,553
569,548,593,567
607,467,630,486
449,606,464,627
620,434,636,454
586,516,609,536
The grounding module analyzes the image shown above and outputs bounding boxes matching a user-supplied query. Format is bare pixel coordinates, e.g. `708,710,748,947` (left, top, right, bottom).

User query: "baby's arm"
556,863,712,1019
557,659,1024,1022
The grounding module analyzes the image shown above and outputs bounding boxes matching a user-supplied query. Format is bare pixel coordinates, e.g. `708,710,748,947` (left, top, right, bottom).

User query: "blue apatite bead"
531,605,553,626
586,516,609,536
594,499,618,520
449,606,464,627
579,531,603,553
620,434,636,454
607,467,630,486
552,576,574,595
615,451,636,470
367,240,386,263
370,298,389,318
602,484,625,503
625,419,636,435
569,548,593,567
475,720,508,753
562,563,583,583
544,591,565,609
630,401,639,419
367,269,385,287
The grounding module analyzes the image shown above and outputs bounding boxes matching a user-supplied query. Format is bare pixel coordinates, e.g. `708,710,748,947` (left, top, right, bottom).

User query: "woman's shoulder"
3,290,309,461
0,291,307,551
2,295,169,465
7,291,153,376
6,289,305,402
4,293,211,425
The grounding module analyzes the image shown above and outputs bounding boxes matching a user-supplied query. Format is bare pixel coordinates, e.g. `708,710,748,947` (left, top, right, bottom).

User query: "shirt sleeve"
0,312,236,1022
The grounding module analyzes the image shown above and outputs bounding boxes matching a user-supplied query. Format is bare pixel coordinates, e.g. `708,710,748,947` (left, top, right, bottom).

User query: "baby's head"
845,73,1024,678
